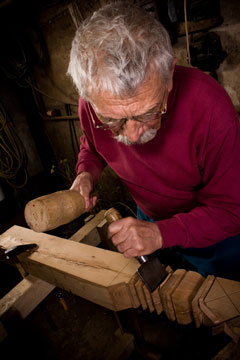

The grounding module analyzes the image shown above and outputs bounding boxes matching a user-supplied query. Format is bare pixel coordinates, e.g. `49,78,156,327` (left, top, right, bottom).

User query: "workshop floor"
1,273,239,360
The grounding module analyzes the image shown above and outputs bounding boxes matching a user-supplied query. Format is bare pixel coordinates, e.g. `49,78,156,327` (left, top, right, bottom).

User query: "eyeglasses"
87,89,168,132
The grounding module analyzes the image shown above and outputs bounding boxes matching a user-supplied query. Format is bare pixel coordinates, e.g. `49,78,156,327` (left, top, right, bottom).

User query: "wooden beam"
0,225,139,311
0,274,54,320
70,209,106,245
0,211,118,341
0,274,54,330
0,275,54,342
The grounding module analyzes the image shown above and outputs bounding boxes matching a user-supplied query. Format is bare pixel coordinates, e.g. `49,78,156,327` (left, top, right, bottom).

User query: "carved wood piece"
159,269,186,321
171,271,204,325
0,225,139,311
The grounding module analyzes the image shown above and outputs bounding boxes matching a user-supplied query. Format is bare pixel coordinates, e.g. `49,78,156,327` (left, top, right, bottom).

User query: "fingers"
70,172,97,211
108,218,163,258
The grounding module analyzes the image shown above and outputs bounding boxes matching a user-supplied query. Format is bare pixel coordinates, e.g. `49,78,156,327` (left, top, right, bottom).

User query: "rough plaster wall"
33,0,107,178
34,3,80,174
215,0,240,111
36,6,77,112
174,0,240,111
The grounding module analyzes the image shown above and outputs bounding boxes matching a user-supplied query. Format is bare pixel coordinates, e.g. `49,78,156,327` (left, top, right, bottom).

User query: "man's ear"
168,57,178,93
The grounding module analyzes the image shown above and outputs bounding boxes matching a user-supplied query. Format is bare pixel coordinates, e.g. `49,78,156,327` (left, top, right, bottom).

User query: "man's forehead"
89,72,165,116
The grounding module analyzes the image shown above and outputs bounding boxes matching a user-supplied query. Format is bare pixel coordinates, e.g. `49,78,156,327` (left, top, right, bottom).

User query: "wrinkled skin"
108,217,163,258
70,171,97,211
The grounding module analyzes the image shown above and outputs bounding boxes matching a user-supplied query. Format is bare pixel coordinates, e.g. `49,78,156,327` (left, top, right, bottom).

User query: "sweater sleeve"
75,99,106,184
157,97,240,249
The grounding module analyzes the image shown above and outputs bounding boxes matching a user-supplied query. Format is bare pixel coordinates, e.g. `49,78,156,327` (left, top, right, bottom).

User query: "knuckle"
136,243,144,252
125,216,136,225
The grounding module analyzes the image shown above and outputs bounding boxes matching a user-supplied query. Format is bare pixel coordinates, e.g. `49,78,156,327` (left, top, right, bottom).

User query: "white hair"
67,1,174,100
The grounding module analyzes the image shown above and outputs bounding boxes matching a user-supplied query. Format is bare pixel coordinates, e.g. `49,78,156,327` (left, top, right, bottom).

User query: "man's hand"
70,171,97,210
108,217,163,258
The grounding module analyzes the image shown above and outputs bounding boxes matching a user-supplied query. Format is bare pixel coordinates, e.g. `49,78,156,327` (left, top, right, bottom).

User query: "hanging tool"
104,208,168,292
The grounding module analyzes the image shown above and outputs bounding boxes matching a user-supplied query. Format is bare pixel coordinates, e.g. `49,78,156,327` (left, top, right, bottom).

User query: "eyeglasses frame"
87,89,168,131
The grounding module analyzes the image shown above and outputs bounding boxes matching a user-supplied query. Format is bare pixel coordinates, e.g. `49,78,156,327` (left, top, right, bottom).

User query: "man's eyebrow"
97,101,162,122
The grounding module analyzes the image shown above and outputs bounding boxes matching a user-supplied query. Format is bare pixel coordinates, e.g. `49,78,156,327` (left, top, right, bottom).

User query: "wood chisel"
104,207,168,292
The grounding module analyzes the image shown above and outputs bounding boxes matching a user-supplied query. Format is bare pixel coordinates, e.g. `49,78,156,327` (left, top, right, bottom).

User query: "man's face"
89,69,173,145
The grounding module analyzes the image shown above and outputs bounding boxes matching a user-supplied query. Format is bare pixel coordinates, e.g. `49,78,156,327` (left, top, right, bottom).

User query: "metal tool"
104,208,168,292
4,243,38,259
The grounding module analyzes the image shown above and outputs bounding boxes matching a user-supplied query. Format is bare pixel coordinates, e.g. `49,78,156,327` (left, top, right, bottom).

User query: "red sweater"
76,65,240,249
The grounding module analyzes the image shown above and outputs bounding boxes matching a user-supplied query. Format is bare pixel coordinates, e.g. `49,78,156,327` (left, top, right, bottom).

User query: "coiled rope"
0,103,28,188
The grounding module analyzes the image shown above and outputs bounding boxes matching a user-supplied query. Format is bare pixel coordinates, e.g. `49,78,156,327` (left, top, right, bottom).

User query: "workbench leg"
123,309,163,360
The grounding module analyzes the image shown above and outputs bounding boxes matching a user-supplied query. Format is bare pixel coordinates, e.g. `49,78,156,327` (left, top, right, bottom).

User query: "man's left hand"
108,217,163,258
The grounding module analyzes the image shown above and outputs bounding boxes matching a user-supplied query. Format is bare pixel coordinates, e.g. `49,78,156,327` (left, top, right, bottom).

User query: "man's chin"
114,128,158,145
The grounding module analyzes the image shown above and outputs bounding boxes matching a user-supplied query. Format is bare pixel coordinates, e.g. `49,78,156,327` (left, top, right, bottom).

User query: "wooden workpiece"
171,271,204,325
159,269,186,321
1,214,240,343
0,225,139,311
0,210,113,342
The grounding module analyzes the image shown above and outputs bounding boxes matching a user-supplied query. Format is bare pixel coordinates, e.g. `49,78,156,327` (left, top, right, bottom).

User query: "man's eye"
137,114,152,121
109,121,122,128
99,117,111,123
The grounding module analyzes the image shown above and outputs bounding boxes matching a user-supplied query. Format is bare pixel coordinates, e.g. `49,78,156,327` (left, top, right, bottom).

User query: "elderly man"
68,2,240,280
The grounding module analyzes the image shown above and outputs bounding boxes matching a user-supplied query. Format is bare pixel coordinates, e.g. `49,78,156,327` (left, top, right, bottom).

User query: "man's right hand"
70,171,97,211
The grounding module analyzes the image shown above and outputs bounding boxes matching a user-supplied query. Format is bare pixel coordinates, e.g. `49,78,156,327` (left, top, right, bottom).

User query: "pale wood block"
192,275,215,327
143,285,155,313
230,293,240,313
1,210,136,345
217,277,240,295
151,287,163,315
202,277,225,302
127,273,141,308
84,214,95,223
165,265,173,274
171,271,204,325
0,275,54,320
0,275,54,343
216,277,240,313
147,271,172,316
109,282,134,311
200,277,240,326
135,279,147,310
159,269,186,321
0,226,139,311
70,209,106,245
202,296,239,324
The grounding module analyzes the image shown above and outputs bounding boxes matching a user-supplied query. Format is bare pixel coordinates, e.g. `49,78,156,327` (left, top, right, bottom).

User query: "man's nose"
123,119,145,143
